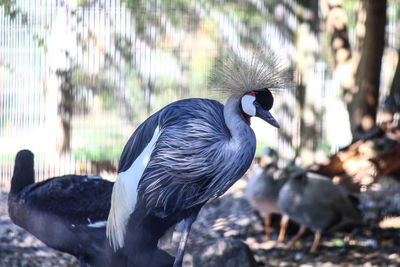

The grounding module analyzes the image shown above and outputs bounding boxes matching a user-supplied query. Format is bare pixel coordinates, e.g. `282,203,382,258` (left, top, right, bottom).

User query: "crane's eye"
254,89,273,110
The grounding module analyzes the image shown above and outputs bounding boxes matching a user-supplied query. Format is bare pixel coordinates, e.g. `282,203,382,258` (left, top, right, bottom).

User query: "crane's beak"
256,108,280,128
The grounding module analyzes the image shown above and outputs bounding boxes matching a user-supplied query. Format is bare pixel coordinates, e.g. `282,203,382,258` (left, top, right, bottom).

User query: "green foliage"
72,146,123,161
217,1,264,33
317,138,334,155
28,0,295,162
69,0,276,126
296,0,312,8
126,73,149,122
71,120,127,161
123,0,196,30
114,35,133,65
1,0,28,24
343,0,358,29
0,62,14,73
0,153,13,164
32,34,48,53
21,13,27,24
77,0,90,8
332,238,346,247
255,139,273,158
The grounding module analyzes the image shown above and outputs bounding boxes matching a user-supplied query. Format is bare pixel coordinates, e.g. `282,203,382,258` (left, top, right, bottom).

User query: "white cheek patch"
241,94,256,116
106,126,161,251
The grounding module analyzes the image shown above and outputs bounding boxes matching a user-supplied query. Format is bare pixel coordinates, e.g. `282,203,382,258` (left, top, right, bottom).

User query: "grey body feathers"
245,164,287,216
120,98,256,217
278,171,362,233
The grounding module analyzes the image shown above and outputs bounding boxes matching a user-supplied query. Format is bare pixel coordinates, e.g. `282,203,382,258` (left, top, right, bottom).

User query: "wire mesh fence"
0,0,301,188
1,0,398,188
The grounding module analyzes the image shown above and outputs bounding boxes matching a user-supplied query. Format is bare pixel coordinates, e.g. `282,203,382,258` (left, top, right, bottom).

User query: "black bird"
106,51,292,266
8,150,113,266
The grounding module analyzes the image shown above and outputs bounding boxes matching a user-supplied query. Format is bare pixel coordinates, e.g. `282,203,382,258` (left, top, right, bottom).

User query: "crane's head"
240,89,279,128
209,49,293,128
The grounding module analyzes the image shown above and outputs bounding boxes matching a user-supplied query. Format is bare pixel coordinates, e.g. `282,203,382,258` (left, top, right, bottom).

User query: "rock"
187,238,257,267
359,176,400,221
294,252,304,261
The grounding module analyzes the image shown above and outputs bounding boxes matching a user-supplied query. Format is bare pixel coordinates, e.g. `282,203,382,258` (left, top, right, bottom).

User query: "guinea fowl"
106,51,292,267
278,170,362,253
245,147,289,242
8,150,113,267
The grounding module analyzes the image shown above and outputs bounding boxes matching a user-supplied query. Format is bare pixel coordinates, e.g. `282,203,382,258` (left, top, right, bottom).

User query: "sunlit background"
0,0,399,186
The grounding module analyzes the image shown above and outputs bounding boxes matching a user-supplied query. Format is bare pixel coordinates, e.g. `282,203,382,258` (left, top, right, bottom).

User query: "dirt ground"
247,226,400,267
1,179,400,267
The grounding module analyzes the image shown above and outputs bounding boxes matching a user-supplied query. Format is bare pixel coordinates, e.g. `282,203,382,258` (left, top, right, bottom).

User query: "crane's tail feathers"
209,48,294,98
106,179,131,251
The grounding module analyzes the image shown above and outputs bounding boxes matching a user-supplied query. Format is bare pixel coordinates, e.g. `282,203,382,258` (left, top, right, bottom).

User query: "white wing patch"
241,94,256,116
106,126,161,251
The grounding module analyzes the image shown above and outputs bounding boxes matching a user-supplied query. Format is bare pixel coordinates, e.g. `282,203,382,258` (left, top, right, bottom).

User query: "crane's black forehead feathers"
209,49,293,99
254,89,273,110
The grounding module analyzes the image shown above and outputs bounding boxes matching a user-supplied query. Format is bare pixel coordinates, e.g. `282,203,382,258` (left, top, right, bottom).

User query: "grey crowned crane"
278,171,362,253
8,150,113,267
106,52,292,267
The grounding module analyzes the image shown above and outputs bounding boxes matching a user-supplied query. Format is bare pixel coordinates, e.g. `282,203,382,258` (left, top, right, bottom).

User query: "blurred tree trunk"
56,69,74,154
321,0,354,91
323,0,387,138
294,0,323,164
390,49,400,97
350,0,387,136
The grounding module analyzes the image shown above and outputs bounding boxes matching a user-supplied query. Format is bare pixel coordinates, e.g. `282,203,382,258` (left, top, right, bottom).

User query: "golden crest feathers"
209,48,294,98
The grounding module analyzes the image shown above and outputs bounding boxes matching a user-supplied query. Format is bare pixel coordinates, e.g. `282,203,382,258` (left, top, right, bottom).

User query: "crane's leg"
264,215,272,241
309,231,321,253
277,214,289,243
173,213,198,267
284,225,306,249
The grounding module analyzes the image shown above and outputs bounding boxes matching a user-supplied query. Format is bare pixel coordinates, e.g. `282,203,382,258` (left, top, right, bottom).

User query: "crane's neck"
217,96,256,196
224,96,256,144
